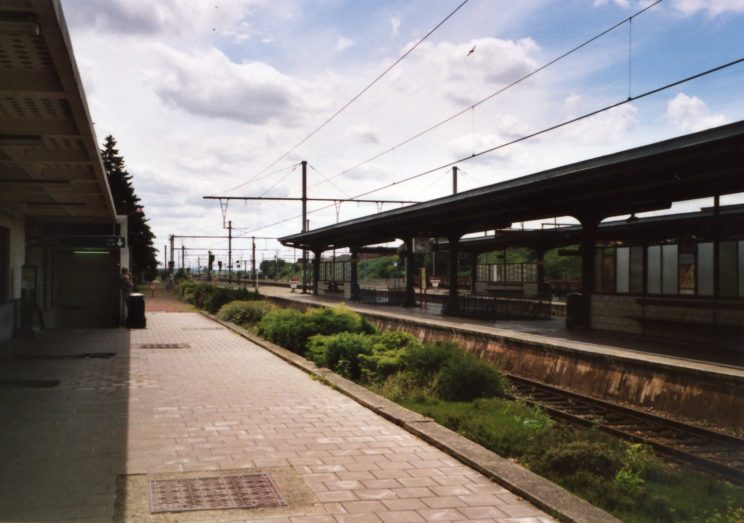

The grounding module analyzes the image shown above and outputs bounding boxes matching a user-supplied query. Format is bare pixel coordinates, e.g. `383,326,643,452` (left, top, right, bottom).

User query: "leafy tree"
101,135,158,282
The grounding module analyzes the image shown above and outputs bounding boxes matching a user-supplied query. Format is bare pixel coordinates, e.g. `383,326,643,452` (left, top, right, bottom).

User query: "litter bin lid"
130,293,145,298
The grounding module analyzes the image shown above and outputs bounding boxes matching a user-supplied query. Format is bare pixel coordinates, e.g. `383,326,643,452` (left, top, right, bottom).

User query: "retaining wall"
267,296,744,430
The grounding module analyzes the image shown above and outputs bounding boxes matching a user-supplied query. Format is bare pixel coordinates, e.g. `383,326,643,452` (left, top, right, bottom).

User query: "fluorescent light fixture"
73,251,110,255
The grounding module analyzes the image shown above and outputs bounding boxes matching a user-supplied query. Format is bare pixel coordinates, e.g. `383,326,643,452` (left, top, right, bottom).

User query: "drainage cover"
181,327,223,331
149,473,286,514
0,379,60,388
138,343,190,349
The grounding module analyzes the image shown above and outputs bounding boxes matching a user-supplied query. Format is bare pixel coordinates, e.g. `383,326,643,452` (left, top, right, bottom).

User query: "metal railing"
357,287,406,306
444,293,552,320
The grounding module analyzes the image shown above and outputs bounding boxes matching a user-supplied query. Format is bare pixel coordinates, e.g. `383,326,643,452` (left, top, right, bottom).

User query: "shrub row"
257,306,375,355
216,300,275,327
178,281,261,313
254,304,508,401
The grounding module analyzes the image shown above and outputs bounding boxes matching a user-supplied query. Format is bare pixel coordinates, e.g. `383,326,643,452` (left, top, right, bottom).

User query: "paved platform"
0,312,557,522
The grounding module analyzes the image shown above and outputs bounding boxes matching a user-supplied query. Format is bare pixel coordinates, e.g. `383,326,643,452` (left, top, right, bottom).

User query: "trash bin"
565,292,587,329
127,292,146,329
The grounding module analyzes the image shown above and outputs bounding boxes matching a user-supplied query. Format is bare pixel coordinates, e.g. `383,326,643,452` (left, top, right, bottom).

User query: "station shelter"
0,1,127,342
280,122,744,352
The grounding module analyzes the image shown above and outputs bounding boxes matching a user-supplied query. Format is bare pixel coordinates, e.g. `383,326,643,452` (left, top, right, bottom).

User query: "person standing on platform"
120,268,133,325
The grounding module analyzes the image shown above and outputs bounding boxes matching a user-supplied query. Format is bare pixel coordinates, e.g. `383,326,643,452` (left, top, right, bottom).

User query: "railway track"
506,374,744,485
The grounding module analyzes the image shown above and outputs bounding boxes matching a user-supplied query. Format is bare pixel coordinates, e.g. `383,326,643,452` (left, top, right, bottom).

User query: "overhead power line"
244,56,744,234
220,0,471,194
309,0,664,191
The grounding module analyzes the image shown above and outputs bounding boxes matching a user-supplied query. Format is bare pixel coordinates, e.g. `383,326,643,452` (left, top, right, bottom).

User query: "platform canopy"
280,121,744,252
0,0,116,221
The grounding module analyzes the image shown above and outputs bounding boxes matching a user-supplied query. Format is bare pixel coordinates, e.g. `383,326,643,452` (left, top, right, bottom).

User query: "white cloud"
147,46,311,125
349,126,379,145
666,93,728,132
390,14,401,37
593,0,630,7
564,93,582,112
63,0,254,37
562,104,639,144
337,36,355,51
672,0,744,16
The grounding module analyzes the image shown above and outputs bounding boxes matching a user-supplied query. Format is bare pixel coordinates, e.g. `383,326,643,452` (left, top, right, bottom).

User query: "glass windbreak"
697,242,714,296
719,241,737,297
616,247,630,293
662,245,678,295
647,246,661,294
630,246,644,294
678,243,696,295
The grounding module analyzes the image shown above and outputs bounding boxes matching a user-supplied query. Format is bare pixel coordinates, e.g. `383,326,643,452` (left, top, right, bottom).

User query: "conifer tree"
101,135,158,281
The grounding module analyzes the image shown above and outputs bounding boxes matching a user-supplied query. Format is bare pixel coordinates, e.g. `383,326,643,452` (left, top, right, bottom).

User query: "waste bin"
565,292,587,329
127,292,146,329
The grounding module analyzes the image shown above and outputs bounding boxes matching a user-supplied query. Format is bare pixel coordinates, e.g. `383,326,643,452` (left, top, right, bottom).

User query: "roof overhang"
0,0,116,222
280,121,744,251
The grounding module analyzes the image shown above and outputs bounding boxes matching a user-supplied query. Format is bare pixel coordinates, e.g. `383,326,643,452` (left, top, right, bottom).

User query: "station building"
0,1,127,342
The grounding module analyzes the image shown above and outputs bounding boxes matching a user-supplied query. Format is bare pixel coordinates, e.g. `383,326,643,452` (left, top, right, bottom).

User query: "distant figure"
120,268,133,325
120,268,133,298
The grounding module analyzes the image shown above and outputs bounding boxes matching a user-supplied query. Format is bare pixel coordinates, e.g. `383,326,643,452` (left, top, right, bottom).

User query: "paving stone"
0,312,560,522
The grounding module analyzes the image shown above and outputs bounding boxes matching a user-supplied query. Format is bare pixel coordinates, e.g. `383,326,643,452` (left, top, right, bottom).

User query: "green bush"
359,331,422,382
257,308,312,354
435,354,508,401
216,300,274,326
307,332,374,380
257,306,375,355
401,341,461,384
202,286,260,313
305,306,376,337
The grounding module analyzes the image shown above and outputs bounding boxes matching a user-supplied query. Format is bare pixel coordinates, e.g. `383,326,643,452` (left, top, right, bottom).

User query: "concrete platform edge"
201,310,621,523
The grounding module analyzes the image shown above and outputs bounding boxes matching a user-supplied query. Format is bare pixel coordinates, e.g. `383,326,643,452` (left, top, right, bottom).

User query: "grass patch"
396,392,744,523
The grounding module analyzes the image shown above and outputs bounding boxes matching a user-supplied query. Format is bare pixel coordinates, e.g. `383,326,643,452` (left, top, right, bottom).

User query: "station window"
719,241,738,297
697,242,714,296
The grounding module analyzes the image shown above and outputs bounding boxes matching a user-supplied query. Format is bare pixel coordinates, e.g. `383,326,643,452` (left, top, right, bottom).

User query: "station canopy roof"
0,0,116,222
280,121,744,252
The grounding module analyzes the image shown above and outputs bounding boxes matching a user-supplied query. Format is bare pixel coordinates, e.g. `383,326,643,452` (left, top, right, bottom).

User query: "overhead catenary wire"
308,0,664,191
243,55,744,235
221,0,471,192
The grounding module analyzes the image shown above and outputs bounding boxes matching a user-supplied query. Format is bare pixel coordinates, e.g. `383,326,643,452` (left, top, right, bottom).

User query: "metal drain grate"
137,343,190,349
149,473,286,513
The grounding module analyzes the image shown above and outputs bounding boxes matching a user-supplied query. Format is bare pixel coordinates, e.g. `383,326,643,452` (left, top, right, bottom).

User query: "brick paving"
0,312,556,522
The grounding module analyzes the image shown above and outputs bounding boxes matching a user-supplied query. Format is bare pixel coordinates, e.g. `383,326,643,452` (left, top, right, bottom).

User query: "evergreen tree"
101,135,159,282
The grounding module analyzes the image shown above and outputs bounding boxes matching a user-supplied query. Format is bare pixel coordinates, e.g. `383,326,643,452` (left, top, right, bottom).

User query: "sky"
59,0,744,270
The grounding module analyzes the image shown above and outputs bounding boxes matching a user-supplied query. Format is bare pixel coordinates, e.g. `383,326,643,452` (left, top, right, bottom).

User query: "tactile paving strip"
149,473,286,513
137,343,190,349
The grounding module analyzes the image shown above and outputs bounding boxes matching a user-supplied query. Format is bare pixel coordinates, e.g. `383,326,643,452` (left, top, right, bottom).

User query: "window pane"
662,244,678,295
594,248,602,292
647,246,661,294
630,246,644,294
678,243,696,295
616,247,630,293
698,242,714,296
719,241,737,297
